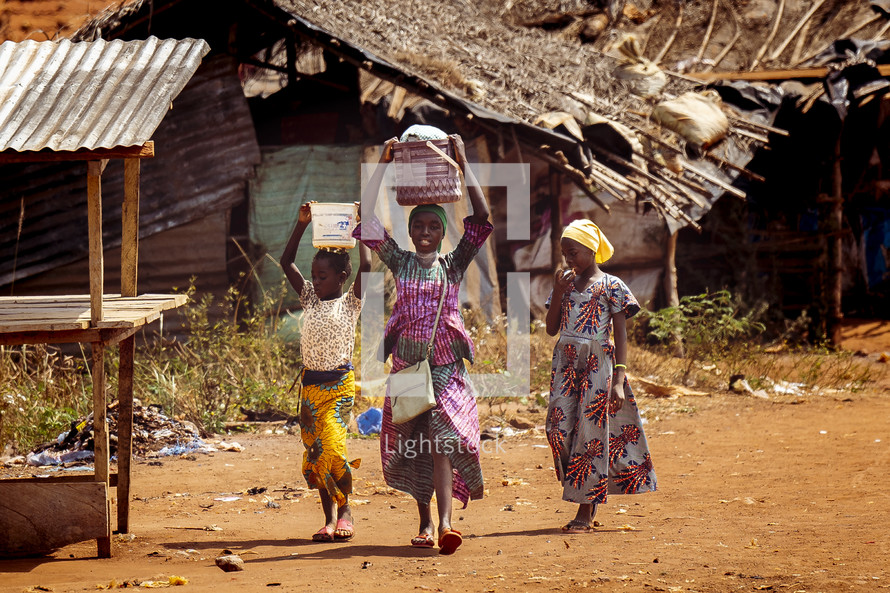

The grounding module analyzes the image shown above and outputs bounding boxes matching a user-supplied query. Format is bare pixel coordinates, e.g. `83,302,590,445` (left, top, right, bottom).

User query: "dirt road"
2,389,889,592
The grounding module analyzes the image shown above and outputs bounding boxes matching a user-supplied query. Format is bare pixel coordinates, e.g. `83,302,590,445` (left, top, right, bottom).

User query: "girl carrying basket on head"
353,127,492,554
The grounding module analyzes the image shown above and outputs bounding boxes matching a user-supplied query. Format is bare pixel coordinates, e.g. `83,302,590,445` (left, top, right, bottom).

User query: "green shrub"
134,278,302,434
638,290,767,383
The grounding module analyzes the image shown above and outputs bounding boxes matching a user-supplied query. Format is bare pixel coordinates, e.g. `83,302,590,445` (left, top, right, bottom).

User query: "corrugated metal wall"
0,54,261,295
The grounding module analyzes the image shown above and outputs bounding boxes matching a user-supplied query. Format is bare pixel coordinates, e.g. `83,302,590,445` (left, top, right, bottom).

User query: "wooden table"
0,145,186,558
0,293,186,557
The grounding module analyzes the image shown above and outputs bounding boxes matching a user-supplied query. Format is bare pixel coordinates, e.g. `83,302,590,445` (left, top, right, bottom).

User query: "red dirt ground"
2,384,888,593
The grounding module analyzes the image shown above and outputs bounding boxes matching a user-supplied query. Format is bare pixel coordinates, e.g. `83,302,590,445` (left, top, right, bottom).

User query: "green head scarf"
408,204,447,252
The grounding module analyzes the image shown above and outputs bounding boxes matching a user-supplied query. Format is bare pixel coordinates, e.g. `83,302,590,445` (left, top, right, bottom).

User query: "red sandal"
410,533,435,548
438,528,462,555
334,518,354,541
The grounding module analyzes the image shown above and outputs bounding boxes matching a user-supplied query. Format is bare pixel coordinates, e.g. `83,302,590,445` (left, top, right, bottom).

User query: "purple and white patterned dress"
546,274,657,504
354,216,493,507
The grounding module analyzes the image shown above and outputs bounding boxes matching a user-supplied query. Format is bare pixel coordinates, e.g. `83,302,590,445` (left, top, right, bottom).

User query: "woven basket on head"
392,138,462,205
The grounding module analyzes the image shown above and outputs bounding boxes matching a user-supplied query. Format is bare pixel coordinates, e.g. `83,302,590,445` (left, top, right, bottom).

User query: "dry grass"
1,289,885,456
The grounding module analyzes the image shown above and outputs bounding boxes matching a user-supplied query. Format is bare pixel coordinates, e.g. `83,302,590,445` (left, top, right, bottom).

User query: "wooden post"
286,31,298,89
121,158,139,298
87,160,108,325
91,340,111,557
116,338,134,534
826,137,844,346
664,230,680,308
117,158,140,534
664,229,685,357
549,166,562,271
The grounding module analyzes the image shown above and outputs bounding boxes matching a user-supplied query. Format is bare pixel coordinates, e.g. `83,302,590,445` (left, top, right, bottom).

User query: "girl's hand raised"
298,201,315,225
553,267,575,295
450,134,467,170
380,138,397,163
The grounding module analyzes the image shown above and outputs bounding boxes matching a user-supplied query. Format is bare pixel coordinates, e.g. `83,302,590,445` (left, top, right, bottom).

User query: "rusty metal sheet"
0,36,209,152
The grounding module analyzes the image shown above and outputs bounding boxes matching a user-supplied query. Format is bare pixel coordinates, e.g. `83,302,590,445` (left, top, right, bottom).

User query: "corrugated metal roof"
0,54,261,288
0,36,209,152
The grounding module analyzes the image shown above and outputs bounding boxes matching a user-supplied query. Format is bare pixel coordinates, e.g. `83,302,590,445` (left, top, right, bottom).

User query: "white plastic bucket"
309,202,358,249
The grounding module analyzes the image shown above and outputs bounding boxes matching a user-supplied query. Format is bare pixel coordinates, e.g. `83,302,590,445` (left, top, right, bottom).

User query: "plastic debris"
157,438,216,457
26,449,93,467
357,407,382,435
23,401,209,467
772,380,805,396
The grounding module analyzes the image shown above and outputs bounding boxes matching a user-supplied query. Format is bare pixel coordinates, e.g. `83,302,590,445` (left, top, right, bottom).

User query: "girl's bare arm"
280,202,313,296
611,312,628,410
545,268,574,336
451,135,490,224
353,240,371,299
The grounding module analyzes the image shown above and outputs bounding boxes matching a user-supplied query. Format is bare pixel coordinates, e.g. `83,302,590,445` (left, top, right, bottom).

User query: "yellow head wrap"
561,219,615,264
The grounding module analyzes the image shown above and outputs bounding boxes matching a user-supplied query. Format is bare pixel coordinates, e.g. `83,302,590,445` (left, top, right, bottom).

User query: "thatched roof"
73,0,887,229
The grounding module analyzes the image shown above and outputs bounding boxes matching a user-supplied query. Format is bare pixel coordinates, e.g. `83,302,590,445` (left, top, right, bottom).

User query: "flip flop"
561,520,592,533
438,528,462,555
410,533,435,548
334,518,355,541
312,525,335,542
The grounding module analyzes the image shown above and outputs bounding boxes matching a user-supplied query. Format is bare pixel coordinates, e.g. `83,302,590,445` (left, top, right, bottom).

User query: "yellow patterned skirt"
299,368,361,506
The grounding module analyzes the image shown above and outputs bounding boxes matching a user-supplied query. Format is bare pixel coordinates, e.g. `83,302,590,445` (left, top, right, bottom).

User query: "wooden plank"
91,342,109,487
0,141,155,164
0,293,187,304
1,474,118,486
122,158,140,298
117,335,135,534
0,327,138,347
0,320,91,333
0,294,187,334
687,64,890,81
87,161,107,325
0,482,109,557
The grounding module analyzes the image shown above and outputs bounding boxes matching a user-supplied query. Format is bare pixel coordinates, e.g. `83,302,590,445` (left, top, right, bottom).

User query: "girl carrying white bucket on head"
280,200,371,542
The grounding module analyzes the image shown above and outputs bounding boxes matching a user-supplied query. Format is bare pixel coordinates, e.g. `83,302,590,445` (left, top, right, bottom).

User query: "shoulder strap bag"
389,263,448,424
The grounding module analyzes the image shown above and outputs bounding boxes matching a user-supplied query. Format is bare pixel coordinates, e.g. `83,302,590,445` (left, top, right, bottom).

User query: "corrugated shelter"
0,49,259,333
77,0,769,224
0,37,207,151
0,36,209,557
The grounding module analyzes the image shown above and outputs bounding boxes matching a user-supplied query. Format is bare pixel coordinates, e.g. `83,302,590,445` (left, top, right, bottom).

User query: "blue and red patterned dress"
546,274,656,504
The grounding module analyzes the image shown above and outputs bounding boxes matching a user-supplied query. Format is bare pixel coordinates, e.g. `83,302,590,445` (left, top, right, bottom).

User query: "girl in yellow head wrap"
542,218,657,533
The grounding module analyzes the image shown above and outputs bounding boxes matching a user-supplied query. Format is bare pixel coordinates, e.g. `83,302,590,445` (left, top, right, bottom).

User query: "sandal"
410,533,435,548
334,518,354,541
312,525,335,542
438,528,462,555
561,520,592,533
